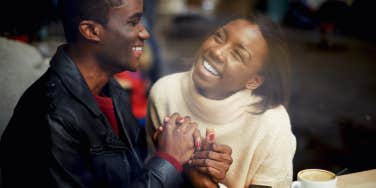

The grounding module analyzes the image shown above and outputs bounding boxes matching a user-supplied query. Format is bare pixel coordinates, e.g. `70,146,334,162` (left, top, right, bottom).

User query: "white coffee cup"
291,169,337,188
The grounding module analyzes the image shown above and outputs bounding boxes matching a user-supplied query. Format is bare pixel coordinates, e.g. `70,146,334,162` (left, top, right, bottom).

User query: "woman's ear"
246,75,264,90
78,20,103,42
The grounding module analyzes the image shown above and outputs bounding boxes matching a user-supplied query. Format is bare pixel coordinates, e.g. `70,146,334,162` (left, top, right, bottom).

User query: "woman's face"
192,19,268,99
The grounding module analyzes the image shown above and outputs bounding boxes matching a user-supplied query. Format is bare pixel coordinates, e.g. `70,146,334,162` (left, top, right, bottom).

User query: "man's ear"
246,75,264,90
78,20,103,42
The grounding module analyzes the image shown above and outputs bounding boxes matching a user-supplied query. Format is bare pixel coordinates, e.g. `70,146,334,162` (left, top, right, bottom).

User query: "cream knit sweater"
146,71,296,188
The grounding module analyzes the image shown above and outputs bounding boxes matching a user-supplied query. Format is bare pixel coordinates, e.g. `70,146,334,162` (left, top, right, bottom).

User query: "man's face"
99,0,150,72
192,19,268,99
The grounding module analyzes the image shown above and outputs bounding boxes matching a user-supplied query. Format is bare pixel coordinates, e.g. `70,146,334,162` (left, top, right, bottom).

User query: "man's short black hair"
58,0,124,42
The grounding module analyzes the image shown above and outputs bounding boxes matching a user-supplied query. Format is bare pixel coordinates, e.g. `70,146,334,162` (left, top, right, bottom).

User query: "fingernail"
195,138,201,150
206,128,215,141
209,133,215,141
164,116,170,122
177,117,185,124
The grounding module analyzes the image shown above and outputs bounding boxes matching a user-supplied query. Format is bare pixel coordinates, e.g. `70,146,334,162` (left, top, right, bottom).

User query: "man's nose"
138,24,150,40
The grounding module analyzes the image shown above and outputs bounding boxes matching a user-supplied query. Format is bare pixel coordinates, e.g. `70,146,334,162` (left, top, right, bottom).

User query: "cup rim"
298,169,336,182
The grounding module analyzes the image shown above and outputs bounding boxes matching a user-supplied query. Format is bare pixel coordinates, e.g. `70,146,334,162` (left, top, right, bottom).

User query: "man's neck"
66,43,111,95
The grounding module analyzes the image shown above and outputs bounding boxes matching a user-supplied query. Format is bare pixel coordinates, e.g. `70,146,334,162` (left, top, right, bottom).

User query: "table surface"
337,169,376,188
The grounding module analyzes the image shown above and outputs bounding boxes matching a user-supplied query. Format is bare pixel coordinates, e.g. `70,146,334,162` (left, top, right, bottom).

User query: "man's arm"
51,111,202,188
47,113,189,188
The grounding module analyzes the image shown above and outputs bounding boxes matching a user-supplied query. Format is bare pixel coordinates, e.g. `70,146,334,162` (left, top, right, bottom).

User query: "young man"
0,0,199,187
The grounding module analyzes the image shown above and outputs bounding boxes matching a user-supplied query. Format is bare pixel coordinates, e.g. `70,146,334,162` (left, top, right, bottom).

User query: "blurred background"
1,0,376,181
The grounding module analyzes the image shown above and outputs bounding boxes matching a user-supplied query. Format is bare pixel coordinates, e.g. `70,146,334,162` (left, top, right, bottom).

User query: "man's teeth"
203,60,219,76
132,47,143,51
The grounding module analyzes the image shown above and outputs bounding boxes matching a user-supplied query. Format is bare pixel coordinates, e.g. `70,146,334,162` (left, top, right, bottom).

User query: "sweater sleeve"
251,107,297,188
145,87,162,157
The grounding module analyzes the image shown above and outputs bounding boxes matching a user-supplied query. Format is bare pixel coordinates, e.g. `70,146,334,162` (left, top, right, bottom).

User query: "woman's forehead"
225,20,266,49
224,19,261,39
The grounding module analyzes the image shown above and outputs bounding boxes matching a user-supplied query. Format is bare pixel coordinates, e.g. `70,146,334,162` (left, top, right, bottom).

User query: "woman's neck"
181,71,259,124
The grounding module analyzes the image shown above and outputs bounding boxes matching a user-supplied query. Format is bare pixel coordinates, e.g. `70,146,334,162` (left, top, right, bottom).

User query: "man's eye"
128,19,139,26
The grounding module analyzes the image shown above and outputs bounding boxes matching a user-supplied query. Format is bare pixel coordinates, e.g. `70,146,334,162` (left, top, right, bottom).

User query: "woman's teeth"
203,60,219,76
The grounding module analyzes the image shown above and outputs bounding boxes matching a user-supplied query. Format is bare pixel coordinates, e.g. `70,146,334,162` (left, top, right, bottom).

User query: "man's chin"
121,60,139,72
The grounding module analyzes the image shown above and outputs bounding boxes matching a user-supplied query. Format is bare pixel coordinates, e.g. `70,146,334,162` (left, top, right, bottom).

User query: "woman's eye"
214,31,223,42
233,50,244,62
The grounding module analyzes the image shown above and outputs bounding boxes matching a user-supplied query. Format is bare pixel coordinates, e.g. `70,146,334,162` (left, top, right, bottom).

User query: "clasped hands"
153,113,233,187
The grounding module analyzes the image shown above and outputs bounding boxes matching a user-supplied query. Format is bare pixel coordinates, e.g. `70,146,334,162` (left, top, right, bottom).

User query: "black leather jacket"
0,46,182,188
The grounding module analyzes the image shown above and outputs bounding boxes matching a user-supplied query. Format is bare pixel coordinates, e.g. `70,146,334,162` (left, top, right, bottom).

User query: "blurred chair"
0,37,48,137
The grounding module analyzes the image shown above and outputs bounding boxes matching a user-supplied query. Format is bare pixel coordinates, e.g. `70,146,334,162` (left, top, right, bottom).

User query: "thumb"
203,128,215,150
206,128,215,143
153,126,163,145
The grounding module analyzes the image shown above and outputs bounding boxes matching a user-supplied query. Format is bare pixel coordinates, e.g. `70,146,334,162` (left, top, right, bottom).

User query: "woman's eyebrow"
222,28,228,39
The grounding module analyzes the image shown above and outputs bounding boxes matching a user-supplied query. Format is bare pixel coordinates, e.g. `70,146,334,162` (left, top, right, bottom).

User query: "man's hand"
189,129,233,182
156,113,200,164
153,117,201,150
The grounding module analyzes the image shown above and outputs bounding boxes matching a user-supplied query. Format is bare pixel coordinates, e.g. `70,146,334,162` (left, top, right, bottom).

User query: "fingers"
163,116,170,124
162,116,171,130
176,116,186,124
206,128,215,142
201,128,215,150
189,157,230,181
167,113,180,126
178,116,191,132
211,143,232,155
163,113,180,133
163,113,188,127
192,150,233,164
192,127,202,151
190,158,227,169
152,126,163,143
196,166,226,181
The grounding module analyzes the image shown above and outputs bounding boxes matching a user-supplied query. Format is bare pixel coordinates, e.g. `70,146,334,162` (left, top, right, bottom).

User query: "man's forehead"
113,0,128,8
112,0,142,9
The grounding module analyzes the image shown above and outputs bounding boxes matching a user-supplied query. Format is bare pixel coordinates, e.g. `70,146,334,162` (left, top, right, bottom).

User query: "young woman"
146,16,296,188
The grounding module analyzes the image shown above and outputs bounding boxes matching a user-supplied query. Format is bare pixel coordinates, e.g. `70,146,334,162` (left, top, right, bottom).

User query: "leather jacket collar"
49,45,109,117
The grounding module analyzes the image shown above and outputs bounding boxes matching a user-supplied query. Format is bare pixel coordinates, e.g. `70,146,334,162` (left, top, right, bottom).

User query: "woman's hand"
190,142,233,182
185,167,218,188
189,129,233,182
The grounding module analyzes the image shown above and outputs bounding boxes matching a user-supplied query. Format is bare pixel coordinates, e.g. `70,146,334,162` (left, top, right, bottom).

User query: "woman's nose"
211,44,227,63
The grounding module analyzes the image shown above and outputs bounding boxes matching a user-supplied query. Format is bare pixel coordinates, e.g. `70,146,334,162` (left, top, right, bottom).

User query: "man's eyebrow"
113,2,128,9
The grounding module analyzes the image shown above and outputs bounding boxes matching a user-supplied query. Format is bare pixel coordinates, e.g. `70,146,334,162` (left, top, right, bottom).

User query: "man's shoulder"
16,69,80,117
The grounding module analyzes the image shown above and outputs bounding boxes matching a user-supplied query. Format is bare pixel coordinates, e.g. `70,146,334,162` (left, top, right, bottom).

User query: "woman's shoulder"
258,105,291,130
255,105,296,148
263,105,289,119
